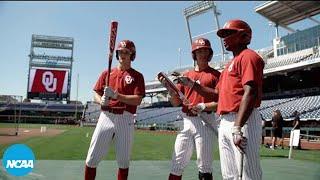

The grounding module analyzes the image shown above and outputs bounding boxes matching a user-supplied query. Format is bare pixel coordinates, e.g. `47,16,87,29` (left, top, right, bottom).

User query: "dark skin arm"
234,82,258,127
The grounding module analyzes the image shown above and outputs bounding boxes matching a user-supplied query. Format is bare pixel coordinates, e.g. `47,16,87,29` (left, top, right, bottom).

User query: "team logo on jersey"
228,61,234,72
125,75,133,84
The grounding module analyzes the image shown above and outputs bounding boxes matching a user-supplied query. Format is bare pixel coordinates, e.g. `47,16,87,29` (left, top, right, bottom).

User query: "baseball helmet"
217,19,252,45
116,40,136,61
191,38,213,61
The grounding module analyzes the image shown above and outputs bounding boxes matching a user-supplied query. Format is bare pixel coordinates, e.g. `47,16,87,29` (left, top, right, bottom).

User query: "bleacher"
258,95,320,120
136,107,181,124
0,102,83,113
264,47,316,69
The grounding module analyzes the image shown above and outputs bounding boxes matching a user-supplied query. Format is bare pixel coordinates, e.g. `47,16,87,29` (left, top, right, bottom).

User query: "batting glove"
232,126,247,154
191,102,206,114
104,86,118,99
100,94,109,106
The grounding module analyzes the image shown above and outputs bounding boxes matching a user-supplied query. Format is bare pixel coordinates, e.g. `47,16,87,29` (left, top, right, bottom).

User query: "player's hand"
104,86,118,99
100,94,109,106
232,126,247,154
176,76,195,88
190,103,206,114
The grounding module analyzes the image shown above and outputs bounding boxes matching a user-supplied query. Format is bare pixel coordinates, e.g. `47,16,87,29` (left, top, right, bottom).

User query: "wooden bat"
106,21,118,86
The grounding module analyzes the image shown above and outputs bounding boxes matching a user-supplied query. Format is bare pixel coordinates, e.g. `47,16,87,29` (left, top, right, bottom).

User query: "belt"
105,107,125,114
185,111,212,117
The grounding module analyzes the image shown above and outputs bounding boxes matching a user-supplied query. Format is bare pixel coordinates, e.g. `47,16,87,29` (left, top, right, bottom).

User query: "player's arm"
93,92,103,104
234,82,257,127
204,101,218,112
116,94,143,106
193,83,219,99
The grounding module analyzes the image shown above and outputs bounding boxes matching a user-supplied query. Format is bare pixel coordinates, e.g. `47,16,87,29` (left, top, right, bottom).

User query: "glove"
104,86,118,99
232,126,247,154
100,94,109,106
191,103,206,114
176,76,195,88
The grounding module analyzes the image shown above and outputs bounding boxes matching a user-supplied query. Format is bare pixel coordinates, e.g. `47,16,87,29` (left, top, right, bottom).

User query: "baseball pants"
218,108,262,180
170,112,216,176
85,111,135,168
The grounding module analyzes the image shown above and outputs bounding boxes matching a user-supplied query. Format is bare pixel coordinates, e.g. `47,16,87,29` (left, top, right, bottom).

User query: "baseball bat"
106,21,118,86
239,152,244,180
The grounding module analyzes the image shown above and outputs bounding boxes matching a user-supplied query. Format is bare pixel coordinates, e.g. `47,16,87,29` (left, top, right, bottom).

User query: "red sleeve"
134,73,146,97
93,70,108,96
240,53,264,87
215,72,223,93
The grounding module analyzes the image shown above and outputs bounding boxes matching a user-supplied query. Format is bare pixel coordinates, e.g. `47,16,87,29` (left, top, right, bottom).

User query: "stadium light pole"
183,1,226,64
179,48,181,68
75,73,79,121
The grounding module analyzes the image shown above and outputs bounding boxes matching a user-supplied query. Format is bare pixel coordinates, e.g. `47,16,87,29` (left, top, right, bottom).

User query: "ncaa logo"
2,144,35,176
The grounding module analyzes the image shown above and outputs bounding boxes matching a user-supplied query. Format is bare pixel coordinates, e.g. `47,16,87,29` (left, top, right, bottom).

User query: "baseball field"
1,123,320,180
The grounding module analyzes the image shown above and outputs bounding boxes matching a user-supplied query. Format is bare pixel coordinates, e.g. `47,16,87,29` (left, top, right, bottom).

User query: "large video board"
27,68,69,100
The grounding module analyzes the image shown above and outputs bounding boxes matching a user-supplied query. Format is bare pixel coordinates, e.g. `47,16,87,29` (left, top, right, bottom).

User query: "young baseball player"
215,19,264,180
165,38,220,180
84,40,145,180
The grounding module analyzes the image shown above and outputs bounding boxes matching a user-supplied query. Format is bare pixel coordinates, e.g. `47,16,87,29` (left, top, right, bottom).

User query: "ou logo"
120,41,127,48
196,39,205,45
42,71,57,92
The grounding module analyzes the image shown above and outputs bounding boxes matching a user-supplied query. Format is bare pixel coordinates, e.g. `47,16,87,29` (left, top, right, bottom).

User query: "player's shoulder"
129,68,144,78
241,49,265,65
182,69,191,76
208,67,221,76
242,49,263,59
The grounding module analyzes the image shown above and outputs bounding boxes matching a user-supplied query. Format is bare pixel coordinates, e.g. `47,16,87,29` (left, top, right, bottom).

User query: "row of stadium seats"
258,95,320,120
264,53,314,69
134,95,320,125
0,102,83,112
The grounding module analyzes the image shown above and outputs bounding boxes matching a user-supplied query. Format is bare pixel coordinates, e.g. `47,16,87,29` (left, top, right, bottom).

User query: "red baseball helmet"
217,19,252,45
191,38,213,61
116,40,136,61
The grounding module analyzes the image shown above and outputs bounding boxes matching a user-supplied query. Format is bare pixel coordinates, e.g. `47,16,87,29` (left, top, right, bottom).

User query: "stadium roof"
255,1,320,31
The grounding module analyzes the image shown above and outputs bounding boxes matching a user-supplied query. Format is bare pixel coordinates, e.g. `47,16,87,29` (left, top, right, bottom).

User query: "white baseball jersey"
218,108,262,180
85,111,135,168
170,112,218,176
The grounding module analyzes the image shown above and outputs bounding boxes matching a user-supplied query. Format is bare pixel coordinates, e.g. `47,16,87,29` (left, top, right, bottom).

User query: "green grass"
1,123,319,162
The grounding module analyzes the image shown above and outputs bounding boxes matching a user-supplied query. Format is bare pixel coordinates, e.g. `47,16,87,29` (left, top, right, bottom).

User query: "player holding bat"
159,38,220,180
84,21,145,180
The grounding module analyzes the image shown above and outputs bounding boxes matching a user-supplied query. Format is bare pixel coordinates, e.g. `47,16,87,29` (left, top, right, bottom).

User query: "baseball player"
166,38,220,180
215,19,264,180
84,40,145,180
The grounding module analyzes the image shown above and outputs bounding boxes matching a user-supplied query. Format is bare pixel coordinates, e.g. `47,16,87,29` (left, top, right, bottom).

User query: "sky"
1,1,319,104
